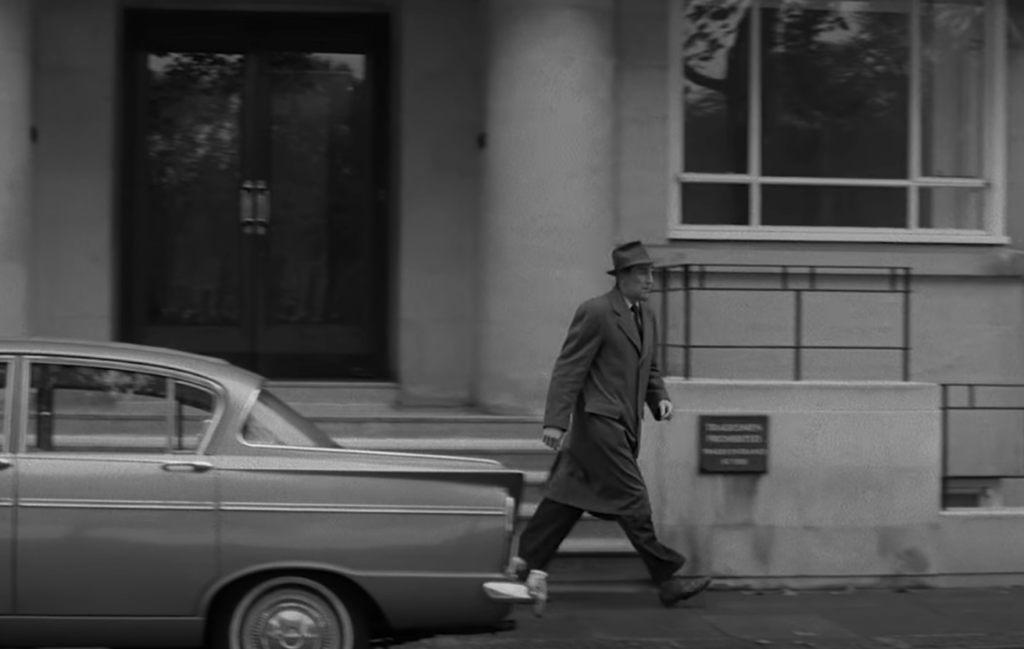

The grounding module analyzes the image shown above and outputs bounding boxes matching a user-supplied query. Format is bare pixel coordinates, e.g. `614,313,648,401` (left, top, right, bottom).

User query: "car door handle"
0,458,11,470
161,461,212,473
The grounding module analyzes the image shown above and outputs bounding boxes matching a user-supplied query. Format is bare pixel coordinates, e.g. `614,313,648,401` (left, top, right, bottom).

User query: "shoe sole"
661,577,712,607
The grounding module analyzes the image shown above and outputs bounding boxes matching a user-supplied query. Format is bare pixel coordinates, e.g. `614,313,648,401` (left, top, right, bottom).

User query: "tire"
221,576,368,649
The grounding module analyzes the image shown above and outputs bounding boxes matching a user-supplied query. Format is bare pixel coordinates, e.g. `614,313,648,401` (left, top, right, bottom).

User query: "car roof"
0,337,263,389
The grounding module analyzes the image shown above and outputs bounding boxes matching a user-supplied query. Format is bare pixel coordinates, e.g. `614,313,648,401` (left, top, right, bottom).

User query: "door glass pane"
760,0,910,179
146,52,244,325
267,52,369,326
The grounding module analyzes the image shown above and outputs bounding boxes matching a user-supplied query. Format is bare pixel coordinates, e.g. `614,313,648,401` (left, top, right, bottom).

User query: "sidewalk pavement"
405,583,1024,649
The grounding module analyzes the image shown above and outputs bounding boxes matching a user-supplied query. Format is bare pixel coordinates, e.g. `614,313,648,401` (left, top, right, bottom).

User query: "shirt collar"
616,288,638,311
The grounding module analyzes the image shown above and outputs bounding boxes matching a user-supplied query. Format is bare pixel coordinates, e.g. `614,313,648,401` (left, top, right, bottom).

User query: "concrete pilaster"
477,0,616,414
0,0,32,336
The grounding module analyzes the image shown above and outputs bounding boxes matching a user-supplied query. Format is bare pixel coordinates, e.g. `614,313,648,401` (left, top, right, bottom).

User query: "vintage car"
0,338,535,649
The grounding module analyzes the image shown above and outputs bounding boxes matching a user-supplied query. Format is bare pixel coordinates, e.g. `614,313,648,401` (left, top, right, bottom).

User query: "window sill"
941,508,1024,516
669,226,1009,245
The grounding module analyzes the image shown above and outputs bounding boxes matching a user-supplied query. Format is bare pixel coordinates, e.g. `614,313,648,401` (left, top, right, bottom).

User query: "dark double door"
121,11,391,379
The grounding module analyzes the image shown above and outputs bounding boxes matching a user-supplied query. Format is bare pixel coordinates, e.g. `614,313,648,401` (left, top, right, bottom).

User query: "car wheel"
225,576,367,649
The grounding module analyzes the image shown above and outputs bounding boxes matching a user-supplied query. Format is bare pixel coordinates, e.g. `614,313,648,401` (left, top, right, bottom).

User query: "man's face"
618,264,654,302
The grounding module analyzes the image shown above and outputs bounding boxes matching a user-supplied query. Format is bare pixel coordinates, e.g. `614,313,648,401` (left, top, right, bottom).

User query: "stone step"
511,536,649,583
516,502,628,543
522,470,549,503
267,381,399,407
311,407,541,438
545,540,650,584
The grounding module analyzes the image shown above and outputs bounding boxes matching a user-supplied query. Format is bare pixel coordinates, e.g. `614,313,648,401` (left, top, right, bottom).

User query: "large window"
671,0,1007,242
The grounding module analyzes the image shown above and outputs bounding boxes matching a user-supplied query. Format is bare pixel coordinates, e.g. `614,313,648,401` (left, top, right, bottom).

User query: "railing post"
903,268,912,382
660,267,668,376
940,384,948,508
683,265,691,379
793,268,803,381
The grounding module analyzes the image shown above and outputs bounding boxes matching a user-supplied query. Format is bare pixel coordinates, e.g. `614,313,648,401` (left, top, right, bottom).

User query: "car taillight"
504,495,517,534
503,494,520,568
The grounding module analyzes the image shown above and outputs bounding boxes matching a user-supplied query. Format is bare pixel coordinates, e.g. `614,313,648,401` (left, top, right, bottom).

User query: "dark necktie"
631,304,643,343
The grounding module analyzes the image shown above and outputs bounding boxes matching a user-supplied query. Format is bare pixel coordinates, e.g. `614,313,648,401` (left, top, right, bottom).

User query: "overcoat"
542,288,670,517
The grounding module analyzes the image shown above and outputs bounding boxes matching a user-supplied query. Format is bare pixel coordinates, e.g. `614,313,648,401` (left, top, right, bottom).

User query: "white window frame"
667,0,1009,244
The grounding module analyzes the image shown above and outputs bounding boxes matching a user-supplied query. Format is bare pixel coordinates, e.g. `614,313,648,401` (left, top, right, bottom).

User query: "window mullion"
908,0,922,230
987,0,1008,236
749,0,763,227
671,0,684,228
165,378,176,452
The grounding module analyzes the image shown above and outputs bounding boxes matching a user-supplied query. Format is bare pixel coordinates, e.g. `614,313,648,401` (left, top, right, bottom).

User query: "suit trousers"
516,497,686,584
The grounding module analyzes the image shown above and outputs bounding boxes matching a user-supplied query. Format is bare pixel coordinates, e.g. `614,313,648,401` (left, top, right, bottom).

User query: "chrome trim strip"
322,448,505,466
231,442,505,466
483,581,534,604
0,498,12,507
219,502,505,516
19,498,216,511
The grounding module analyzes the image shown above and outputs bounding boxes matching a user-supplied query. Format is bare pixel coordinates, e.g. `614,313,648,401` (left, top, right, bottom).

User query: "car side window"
26,363,217,454
242,389,337,449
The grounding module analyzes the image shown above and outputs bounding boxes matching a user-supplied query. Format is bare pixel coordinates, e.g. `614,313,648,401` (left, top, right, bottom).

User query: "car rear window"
242,389,338,449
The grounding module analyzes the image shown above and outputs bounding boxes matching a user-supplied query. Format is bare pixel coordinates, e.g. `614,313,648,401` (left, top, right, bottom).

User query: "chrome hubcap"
241,590,343,649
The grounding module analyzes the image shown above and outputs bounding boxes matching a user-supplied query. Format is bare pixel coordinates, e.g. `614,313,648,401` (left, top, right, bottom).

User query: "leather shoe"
658,575,712,607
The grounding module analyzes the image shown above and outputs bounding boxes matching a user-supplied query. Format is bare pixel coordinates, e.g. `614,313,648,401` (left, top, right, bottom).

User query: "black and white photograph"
1,1,1024,648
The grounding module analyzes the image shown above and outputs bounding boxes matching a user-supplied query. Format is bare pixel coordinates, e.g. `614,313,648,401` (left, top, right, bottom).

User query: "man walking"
510,240,712,616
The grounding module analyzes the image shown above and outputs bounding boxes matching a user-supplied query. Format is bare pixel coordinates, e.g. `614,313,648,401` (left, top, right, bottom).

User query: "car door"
0,358,14,615
13,358,221,616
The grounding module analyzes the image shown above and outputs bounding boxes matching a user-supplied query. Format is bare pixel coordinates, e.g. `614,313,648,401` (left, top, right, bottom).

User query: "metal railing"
941,383,1024,481
651,264,913,381
939,383,1024,508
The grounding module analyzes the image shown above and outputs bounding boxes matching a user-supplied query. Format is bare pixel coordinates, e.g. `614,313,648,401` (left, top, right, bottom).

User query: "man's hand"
542,427,566,451
658,400,674,421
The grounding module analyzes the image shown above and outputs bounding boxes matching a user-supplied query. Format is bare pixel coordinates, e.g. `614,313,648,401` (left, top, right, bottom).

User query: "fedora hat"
607,240,654,275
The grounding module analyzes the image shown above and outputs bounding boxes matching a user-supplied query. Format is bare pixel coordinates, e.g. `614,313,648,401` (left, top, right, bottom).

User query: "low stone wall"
636,380,1024,589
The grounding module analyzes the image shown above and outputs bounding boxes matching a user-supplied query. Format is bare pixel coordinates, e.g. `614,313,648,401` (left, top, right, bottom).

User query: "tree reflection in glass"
268,53,368,326
680,0,991,230
146,52,244,325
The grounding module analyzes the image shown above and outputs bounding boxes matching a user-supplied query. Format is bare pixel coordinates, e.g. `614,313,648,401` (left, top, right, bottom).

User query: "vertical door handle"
241,181,257,234
253,180,270,235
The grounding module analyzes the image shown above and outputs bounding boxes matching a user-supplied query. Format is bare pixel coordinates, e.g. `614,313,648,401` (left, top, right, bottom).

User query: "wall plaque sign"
698,415,768,474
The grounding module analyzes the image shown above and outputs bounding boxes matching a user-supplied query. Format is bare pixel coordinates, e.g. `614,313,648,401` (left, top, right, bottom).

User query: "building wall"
26,0,1024,404
31,0,118,341
394,0,482,406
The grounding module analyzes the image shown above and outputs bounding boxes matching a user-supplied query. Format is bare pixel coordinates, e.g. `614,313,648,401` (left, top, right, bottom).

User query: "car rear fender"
200,563,393,636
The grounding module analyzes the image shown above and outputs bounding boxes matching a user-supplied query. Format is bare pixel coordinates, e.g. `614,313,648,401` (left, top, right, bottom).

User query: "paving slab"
404,585,1024,649
702,614,861,640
